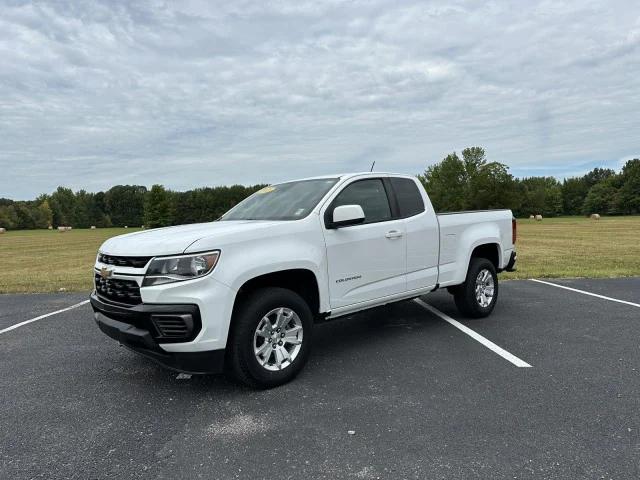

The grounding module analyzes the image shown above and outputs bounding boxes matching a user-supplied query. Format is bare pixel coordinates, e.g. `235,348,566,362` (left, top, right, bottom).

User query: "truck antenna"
370,161,376,172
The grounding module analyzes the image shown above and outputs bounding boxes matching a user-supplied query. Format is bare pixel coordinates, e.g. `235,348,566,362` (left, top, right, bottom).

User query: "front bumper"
90,293,225,374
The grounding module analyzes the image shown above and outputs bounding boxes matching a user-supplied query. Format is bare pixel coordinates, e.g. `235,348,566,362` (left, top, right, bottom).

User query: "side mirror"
331,204,365,228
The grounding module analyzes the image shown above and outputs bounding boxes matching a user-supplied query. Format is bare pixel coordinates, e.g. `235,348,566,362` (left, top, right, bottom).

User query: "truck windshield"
221,178,339,221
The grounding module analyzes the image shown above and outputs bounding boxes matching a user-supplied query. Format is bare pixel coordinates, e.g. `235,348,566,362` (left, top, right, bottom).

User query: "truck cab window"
390,177,425,217
332,179,391,224
221,178,338,221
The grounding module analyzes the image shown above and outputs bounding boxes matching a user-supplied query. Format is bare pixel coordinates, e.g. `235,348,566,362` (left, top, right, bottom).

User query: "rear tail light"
512,218,517,244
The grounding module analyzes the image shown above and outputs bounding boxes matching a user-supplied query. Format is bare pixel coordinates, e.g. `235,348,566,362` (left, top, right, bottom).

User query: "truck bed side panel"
437,210,514,287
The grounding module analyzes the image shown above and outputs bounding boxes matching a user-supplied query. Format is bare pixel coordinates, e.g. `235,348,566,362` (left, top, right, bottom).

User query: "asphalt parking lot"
1,277,639,479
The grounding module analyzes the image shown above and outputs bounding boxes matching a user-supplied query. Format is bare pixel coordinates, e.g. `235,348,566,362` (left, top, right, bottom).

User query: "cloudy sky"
1,0,639,199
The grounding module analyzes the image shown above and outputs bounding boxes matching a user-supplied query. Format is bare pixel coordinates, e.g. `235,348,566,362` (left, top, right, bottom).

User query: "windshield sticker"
257,186,276,194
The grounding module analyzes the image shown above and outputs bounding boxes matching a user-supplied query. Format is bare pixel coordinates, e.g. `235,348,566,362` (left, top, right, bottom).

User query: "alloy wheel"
253,307,304,371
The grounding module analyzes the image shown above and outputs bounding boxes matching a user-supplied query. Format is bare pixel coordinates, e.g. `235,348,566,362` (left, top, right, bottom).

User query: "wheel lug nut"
278,341,283,346
280,333,285,337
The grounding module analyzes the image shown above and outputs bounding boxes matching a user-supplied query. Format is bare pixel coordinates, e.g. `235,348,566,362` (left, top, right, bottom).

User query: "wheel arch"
459,240,502,283
470,243,500,271
232,268,322,321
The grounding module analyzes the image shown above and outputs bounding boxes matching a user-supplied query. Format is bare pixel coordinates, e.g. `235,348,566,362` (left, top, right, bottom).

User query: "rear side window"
390,177,425,217
332,179,392,224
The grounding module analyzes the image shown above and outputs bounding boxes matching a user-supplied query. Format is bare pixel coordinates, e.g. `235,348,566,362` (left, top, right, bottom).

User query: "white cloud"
0,0,638,198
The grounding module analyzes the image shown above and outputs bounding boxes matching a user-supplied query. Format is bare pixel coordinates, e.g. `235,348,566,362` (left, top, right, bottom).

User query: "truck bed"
436,209,514,286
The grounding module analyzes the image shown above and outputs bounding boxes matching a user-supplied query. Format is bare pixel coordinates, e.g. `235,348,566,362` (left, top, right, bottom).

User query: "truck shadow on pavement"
111,298,444,394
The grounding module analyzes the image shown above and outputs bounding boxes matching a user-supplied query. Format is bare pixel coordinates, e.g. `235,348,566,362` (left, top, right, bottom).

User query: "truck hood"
100,220,284,257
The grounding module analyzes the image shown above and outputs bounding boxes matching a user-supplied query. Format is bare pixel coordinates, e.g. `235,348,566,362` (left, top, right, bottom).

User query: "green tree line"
0,184,265,230
1,147,638,230
419,147,640,217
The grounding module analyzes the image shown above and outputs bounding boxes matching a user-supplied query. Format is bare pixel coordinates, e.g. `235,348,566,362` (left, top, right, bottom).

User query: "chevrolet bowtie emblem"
100,266,113,279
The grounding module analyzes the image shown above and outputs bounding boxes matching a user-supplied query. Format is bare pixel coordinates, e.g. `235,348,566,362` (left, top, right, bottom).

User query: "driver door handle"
385,230,403,239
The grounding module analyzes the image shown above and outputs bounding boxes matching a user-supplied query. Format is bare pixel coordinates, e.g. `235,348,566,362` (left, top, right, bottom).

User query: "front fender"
191,232,330,314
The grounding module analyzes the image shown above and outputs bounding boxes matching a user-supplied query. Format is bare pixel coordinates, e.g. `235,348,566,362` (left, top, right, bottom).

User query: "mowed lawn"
0,228,140,294
1,217,639,293
503,216,640,280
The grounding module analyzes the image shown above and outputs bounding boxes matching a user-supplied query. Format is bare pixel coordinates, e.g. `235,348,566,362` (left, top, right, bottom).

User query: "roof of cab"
279,172,416,184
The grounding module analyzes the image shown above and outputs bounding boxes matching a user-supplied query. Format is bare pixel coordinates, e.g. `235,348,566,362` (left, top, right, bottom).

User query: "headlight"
142,251,220,287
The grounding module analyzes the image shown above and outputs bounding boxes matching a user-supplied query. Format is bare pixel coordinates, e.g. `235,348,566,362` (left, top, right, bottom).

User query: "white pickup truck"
91,173,517,387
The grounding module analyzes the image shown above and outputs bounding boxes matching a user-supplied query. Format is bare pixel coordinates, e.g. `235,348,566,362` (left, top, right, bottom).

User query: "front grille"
95,274,142,305
98,253,152,269
151,315,194,340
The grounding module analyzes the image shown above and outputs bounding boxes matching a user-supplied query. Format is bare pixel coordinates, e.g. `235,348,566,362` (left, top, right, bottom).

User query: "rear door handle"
385,230,403,239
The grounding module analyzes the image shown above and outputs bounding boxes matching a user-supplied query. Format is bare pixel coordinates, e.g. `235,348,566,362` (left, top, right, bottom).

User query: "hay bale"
124,225,128,229
90,225,96,229
48,225,53,230
535,215,543,221
590,213,600,220
0,227,6,234
529,215,535,220
58,226,72,231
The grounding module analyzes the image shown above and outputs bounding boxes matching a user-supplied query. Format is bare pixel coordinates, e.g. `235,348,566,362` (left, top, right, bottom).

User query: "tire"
227,287,313,389
453,257,499,318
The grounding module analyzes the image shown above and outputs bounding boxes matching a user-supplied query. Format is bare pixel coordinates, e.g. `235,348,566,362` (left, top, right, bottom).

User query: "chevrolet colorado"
90,173,517,387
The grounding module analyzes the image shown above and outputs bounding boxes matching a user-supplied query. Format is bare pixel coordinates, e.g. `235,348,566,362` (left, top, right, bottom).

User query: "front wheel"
453,258,499,318
227,287,313,388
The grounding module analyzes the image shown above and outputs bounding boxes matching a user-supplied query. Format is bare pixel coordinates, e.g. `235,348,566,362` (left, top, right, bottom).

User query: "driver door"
322,178,407,310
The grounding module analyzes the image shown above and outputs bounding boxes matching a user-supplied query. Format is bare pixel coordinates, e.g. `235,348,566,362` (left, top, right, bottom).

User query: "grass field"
0,228,140,294
1,217,639,293
502,216,640,280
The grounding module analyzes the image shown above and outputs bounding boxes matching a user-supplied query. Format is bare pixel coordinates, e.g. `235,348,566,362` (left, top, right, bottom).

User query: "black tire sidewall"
455,258,499,318
231,287,313,388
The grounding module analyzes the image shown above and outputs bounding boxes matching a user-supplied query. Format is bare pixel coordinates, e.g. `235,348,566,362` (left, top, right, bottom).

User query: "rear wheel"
227,287,313,388
453,258,499,318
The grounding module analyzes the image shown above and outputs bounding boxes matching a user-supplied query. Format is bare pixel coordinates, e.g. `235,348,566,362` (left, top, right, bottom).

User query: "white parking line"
0,300,90,335
414,299,532,368
530,279,640,308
